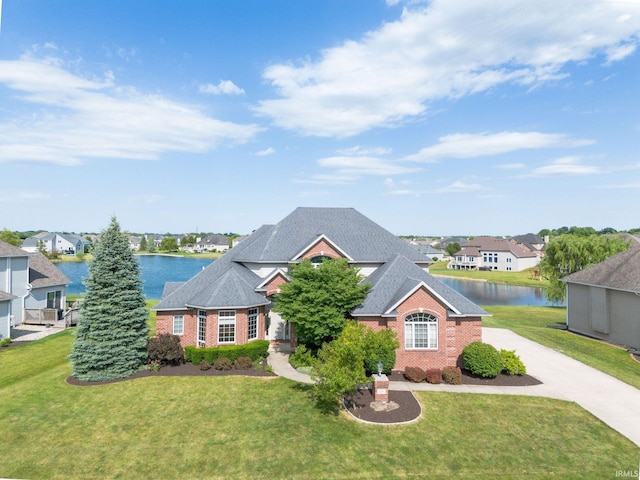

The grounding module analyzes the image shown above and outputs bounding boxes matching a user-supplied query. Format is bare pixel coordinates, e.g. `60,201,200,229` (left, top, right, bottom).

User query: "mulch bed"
344,388,422,424
344,370,541,424
387,370,542,386
66,362,276,386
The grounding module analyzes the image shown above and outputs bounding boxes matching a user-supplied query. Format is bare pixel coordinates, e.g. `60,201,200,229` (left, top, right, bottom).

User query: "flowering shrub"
146,359,161,372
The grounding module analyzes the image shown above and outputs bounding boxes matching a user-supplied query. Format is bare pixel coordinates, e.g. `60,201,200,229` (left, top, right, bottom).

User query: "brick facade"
300,238,344,260
358,286,482,371
156,306,266,349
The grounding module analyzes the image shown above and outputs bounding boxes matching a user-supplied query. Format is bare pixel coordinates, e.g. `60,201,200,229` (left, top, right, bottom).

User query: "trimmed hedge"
185,340,269,364
462,341,503,378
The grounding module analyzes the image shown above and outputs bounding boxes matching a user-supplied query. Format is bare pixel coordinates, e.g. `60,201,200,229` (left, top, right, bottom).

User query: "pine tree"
69,217,149,381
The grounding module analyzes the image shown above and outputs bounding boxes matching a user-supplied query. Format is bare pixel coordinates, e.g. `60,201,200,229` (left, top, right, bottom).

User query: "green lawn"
1,330,638,479
484,305,640,389
430,261,549,287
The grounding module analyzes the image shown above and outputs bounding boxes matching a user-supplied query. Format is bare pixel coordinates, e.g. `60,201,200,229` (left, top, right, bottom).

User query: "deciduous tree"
274,258,370,349
540,234,630,302
69,217,149,381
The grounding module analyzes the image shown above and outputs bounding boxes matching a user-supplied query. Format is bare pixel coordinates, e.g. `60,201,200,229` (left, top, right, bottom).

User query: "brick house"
153,207,488,371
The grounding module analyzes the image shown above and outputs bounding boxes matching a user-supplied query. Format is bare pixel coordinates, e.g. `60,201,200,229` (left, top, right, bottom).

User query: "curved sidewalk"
268,329,640,447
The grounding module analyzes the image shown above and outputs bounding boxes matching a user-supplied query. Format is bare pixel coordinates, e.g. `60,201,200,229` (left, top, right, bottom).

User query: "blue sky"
1,0,639,236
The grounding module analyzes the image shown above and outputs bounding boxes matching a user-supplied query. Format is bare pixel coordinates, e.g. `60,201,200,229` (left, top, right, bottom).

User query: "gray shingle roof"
28,252,71,288
153,209,484,315
352,255,489,317
0,240,28,257
233,207,432,264
562,245,640,292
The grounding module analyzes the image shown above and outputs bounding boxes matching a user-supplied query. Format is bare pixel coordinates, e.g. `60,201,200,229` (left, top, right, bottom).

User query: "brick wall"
300,239,344,260
155,306,266,349
265,273,288,296
357,286,482,371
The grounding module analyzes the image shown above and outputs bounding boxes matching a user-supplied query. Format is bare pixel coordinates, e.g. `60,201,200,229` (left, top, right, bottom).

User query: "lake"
57,255,213,300
58,256,555,306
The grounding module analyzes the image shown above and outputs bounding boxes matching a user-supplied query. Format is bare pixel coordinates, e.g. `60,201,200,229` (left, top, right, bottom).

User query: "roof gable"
234,207,432,264
28,252,71,288
352,255,488,317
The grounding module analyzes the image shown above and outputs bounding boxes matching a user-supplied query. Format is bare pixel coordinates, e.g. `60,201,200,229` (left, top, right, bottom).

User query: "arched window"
310,255,333,267
405,313,438,349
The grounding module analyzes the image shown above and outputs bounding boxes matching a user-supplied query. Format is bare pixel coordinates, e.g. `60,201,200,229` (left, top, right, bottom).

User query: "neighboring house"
22,232,91,255
408,241,445,262
512,233,547,258
0,241,70,339
232,235,248,248
196,234,230,252
562,245,640,351
154,208,488,371
129,236,143,251
448,236,539,272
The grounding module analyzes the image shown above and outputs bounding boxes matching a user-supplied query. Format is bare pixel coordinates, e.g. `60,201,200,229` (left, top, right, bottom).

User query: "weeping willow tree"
540,234,630,303
69,217,149,381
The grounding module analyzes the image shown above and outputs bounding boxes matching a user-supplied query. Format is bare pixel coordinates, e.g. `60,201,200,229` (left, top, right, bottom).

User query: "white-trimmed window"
248,308,258,341
405,313,438,349
172,315,184,335
218,310,236,343
198,310,207,347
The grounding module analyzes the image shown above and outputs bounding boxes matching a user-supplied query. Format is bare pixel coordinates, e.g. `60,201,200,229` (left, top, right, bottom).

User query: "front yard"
1,327,638,479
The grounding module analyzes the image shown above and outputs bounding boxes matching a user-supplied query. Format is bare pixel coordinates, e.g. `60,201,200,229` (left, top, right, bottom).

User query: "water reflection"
437,277,557,307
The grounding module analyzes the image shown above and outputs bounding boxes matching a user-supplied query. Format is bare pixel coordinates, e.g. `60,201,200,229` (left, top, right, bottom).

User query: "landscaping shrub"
462,341,503,378
147,333,184,365
363,328,399,374
442,366,462,385
501,349,527,375
234,356,253,370
184,340,269,364
0,337,11,347
425,368,443,384
404,366,426,383
289,344,315,368
199,360,211,371
213,358,233,371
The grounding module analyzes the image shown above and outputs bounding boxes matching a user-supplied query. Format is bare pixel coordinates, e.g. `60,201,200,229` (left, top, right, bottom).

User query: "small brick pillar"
372,374,389,403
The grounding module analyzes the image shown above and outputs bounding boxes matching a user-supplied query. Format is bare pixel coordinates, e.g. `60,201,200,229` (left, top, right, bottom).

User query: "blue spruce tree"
69,217,149,381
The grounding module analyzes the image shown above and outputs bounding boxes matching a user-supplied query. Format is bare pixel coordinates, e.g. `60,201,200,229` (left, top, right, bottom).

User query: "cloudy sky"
1,0,639,236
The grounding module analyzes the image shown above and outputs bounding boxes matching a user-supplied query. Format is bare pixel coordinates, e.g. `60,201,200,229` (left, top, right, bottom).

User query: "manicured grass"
430,261,549,287
1,331,638,479
484,305,640,389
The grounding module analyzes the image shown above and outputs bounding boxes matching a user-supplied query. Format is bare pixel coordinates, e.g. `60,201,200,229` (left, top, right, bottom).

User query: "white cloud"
497,162,526,170
318,156,420,176
255,147,276,156
404,132,593,162
254,0,640,137
386,180,483,195
336,145,392,156
199,80,245,95
530,156,601,176
0,56,260,165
